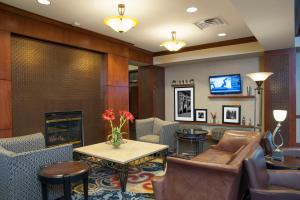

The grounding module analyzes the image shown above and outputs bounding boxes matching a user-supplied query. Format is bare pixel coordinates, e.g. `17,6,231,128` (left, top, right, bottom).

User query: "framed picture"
174,87,194,121
222,105,241,124
195,109,207,122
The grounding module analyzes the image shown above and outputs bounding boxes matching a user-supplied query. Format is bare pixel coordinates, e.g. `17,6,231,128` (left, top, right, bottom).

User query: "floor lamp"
247,72,273,130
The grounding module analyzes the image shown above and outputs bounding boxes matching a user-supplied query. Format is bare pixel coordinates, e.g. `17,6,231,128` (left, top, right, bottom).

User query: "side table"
265,155,300,170
38,161,89,200
176,128,208,156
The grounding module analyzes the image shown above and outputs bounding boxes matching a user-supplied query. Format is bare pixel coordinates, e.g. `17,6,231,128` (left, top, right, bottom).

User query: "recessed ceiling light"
73,22,81,27
186,7,198,13
37,0,51,5
218,33,227,37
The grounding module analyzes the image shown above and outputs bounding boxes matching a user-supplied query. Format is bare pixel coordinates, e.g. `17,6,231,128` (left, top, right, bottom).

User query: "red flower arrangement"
102,109,134,148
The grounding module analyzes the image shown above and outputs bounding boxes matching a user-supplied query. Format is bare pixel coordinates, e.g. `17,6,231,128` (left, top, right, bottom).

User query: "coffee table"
74,139,168,192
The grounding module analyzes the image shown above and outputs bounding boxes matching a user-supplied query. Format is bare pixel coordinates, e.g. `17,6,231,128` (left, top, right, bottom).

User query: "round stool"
38,161,89,200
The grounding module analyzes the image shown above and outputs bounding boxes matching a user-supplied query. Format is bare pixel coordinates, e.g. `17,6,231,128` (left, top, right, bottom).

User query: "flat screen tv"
209,74,242,94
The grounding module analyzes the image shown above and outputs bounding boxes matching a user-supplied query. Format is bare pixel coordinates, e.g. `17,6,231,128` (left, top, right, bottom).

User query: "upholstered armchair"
136,118,179,151
262,131,300,157
0,133,73,200
244,146,300,200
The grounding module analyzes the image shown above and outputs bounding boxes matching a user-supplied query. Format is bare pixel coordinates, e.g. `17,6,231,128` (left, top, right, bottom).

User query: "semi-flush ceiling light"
186,7,198,13
218,33,227,37
37,0,51,5
104,4,138,33
160,31,186,51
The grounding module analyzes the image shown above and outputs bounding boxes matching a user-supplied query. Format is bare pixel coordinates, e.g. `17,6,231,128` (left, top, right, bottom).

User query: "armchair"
136,118,179,151
0,133,73,200
244,146,300,200
262,131,300,157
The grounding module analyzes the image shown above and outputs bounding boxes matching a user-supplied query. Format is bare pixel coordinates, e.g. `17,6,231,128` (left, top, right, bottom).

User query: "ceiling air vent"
194,17,227,30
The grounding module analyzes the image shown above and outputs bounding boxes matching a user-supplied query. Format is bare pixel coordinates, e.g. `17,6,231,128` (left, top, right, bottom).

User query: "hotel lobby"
0,0,299,200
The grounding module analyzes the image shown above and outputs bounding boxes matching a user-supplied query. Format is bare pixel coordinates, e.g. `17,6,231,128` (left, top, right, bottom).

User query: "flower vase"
107,131,122,148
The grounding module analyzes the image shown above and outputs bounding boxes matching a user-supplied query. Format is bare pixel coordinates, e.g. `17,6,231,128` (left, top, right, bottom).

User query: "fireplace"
45,111,83,147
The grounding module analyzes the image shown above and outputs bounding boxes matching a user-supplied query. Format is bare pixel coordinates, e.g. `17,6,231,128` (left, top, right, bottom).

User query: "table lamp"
247,72,273,130
272,110,287,161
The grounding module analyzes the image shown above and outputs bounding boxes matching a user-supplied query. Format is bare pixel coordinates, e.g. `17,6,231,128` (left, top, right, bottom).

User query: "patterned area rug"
71,160,164,200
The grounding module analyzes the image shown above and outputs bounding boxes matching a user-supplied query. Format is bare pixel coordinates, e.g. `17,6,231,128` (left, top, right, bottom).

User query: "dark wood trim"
0,3,132,47
153,36,257,56
0,2,153,63
297,115,300,118
129,46,153,65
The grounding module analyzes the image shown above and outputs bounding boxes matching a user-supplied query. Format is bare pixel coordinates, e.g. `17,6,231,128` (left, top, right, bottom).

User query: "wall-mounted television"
209,74,242,94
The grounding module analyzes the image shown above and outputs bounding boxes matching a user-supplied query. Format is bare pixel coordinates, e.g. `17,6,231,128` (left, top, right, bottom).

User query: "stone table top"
74,139,168,164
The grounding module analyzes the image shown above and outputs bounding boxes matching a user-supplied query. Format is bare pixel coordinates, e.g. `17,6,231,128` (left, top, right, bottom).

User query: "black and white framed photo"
222,105,241,124
195,109,207,122
174,87,194,121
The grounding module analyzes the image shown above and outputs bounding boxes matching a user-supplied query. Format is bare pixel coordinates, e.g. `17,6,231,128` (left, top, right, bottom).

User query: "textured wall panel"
12,36,104,145
265,53,289,145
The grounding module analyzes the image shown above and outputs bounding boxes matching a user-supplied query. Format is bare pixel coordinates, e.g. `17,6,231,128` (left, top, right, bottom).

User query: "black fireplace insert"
45,111,83,147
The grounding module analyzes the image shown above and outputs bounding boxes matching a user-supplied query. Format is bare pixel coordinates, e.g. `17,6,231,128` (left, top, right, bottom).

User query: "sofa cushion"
139,135,160,144
214,131,259,153
191,148,234,164
153,118,166,135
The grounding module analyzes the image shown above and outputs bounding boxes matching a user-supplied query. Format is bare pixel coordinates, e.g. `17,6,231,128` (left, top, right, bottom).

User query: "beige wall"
165,55,260,130
296,52,300,143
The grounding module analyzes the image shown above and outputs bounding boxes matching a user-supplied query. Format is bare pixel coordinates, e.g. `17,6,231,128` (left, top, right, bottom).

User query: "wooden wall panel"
0,30,12,138
105,54,129,86
138,66,165,119
0,30,11,80
129,46,153,65
0,129,12,138
103,54,129,137
0,3,153,63
0,80,12,130
264,48,296,146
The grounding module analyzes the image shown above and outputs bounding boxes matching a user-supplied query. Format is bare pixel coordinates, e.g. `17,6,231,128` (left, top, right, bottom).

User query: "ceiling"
0,0,295,52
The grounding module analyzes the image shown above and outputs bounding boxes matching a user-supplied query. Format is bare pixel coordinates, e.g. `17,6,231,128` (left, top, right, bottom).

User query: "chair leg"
41,183,48,200
83,176,89,200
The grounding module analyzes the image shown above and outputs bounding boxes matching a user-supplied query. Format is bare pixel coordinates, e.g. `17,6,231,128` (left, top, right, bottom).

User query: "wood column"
103,54,129,139
264,48,296,146
0,30,12,138
138,66,165,119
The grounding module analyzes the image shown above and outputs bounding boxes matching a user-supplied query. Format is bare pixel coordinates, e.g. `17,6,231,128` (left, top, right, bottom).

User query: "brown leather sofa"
262,131,300,157
244,145,300,200
152,130,262,200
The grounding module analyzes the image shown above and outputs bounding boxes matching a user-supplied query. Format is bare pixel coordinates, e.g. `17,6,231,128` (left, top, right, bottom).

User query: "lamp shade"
104,4,138,33
160,31,186,51
273,110,287,122
247,72,273,82
104,16,138,33
160,40,186,51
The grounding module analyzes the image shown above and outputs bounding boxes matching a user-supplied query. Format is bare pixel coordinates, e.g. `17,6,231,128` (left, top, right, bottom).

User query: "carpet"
71,159,164,200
